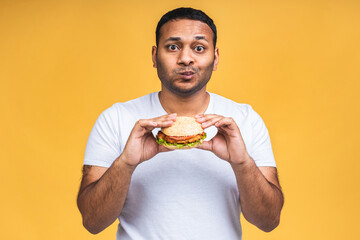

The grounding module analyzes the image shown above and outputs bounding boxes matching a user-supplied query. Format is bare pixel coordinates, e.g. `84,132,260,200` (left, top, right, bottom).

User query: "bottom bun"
161,140,203,150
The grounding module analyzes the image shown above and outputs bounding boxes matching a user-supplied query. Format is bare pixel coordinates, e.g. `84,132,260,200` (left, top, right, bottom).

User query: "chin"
169,82,208,96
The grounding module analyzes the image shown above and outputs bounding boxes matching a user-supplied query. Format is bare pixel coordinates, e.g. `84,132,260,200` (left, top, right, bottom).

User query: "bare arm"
77,114,176,234
196,114,284,232
77,158,135,234
231,163,284,232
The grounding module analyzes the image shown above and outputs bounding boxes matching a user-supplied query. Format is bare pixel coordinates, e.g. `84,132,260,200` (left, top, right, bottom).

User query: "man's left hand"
195,114,250,165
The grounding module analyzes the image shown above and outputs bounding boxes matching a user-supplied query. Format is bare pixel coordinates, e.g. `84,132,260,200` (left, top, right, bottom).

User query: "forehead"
159,19,213,43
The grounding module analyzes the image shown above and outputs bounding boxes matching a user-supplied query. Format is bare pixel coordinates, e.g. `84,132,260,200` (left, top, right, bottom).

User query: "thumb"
197,140,212,151
158,145,174,153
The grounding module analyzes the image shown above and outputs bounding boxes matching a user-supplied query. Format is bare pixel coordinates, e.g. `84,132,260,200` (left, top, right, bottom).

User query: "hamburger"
156,116,206,149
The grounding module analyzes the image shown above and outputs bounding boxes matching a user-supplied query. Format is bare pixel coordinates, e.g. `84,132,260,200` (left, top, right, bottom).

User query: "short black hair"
156,7,217,48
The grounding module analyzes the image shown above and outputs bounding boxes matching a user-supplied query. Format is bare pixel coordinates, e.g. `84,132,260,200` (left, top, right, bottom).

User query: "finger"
154,118,176,128
137,113,177,131
137,119,158,131
152,113,177,122
214,117,241,137
196,140,212,151
151,113,177,128
198,115,224,129
195,113,219,123
214,117,237,130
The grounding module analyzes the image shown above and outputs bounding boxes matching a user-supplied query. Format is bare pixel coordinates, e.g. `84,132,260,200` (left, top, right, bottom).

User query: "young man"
77,7,284,239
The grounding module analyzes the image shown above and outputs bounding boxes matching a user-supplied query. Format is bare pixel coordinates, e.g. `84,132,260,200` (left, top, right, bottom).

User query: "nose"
177,47,194,66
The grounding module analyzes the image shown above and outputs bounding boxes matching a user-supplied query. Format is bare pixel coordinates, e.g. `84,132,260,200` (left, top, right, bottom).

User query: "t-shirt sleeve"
249,107,277,167
83,107,121,168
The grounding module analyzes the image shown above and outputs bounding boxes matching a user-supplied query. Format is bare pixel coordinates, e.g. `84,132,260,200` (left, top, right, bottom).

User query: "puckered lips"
157,131,205,144
178,70,195,80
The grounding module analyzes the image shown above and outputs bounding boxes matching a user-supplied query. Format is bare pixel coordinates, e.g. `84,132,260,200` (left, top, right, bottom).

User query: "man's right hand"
77,113,177,234
119,113,177,167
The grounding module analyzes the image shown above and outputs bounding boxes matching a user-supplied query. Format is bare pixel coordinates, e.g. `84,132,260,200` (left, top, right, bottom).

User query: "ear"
212,47,219,71
152,46,157,68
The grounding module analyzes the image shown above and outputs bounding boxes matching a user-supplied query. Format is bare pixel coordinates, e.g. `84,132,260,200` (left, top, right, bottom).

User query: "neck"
158,87,210,117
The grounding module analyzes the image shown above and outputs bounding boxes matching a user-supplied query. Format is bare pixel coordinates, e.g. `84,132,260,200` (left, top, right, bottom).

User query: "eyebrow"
164,35,208,43
194,36,208,42
164,37,181,43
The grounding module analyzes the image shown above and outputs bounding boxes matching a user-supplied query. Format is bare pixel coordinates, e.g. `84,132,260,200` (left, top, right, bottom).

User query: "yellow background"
1,0,359,239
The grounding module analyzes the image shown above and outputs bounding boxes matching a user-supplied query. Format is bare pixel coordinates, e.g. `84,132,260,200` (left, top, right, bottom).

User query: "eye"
167,44,179,51
194,46,205,52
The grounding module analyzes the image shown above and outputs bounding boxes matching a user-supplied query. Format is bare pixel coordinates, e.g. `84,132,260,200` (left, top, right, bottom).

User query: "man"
77,7,284,239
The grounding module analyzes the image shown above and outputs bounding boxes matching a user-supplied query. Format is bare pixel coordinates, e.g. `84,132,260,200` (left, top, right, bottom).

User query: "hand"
195,114,250,164
120,113,177,166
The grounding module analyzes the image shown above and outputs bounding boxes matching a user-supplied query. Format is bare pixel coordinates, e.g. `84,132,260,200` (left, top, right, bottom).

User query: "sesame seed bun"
162,116,203,136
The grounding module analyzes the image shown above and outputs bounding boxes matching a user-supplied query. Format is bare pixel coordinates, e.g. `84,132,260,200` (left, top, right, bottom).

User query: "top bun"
162,116,203,136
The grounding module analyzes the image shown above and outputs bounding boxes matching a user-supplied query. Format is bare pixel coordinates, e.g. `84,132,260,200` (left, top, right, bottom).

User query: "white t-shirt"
84,92,276,240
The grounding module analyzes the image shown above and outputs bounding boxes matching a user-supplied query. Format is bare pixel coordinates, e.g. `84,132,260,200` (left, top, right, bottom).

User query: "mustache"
174,67,199,74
